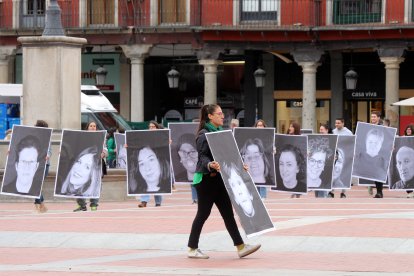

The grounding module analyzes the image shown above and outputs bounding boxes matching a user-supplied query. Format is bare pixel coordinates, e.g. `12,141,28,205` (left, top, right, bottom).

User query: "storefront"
274,90,331,134
344,90,385,132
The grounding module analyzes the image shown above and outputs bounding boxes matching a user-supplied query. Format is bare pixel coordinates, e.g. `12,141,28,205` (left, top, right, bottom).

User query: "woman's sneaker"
188,248,209,259
238,244,261,258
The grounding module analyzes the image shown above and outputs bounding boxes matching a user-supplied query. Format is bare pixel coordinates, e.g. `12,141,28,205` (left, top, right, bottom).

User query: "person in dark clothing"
187,104,261,259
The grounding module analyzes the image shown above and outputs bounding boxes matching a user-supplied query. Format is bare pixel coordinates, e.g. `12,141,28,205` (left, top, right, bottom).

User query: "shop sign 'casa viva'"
344,90,385,100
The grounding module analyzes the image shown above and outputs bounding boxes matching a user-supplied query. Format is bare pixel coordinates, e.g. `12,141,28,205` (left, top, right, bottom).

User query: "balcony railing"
0,0,411,32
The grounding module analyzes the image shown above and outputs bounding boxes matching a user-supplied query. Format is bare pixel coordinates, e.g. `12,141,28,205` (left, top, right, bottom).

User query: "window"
87,0,114,25
160,0,186,24
241,0,277,21
333,0,382,24
27,0,45,15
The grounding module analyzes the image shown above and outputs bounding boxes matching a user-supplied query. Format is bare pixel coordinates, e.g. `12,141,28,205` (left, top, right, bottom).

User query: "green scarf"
193,121,222,185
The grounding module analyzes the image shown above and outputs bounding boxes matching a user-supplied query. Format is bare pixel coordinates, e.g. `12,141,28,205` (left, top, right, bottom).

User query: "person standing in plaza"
287,122,302,198
187,104,261,259
403,124,414,198
252,119,268,200
368,111,385,198
73,121,108,211
106,127,116,168
33,120,51,213
329,118,353,198
138,121,163,207
314,123,331,198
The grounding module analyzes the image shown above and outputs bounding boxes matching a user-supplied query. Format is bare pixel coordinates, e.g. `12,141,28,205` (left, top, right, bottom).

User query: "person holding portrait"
187,104,260,259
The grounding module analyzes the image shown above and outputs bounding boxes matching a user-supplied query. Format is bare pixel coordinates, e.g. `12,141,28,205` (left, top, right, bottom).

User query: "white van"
0,84,131,131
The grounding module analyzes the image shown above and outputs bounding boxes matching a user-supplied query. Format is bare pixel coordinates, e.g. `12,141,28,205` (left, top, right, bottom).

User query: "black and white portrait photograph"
389,136,414,190
205,130,274,238
54,130,106,199
307,134,338,190
332,135,356,190
114,133,126,169
169,122,198,184
272,134,308,194
234,127,276,188
1,125,52,198
126,129,172,195
352,122,397,182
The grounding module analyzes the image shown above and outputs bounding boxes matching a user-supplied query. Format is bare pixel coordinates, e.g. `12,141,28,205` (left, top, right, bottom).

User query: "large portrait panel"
272,134,308,194
389,136,414,190
54,130,106,199
126,129,172,195
332,135,356,190
1,125,52,199
169,122,198,184
205,130,274,238
352,122,396,182
233,127,276,188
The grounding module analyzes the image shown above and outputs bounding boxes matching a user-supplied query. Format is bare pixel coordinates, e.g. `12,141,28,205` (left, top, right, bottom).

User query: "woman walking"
187,104,260,259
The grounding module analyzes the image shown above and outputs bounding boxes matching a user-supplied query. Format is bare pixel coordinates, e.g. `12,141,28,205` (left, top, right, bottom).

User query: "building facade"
1,0,414,133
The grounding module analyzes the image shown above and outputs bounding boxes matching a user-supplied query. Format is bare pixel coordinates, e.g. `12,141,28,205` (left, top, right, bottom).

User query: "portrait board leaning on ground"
352,122,397,182
205,130,274,238
126,129,172,196
54,129,106,199
1,125,52,199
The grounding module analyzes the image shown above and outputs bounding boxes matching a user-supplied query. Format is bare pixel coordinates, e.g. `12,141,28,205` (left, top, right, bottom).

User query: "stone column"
330,51,343,126
292,49,323,131
380,57,404,128
199,59,222,105
120,44,153,122
0,47,15,83
18,36,87,129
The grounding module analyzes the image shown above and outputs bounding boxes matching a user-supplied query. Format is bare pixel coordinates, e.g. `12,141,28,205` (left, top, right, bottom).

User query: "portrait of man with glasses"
1,125,52,198
168,122,199,184
307,135,337,190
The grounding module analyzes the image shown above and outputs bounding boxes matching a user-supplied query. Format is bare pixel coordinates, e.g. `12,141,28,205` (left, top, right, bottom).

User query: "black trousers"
375,181,383,194
188,174,244,249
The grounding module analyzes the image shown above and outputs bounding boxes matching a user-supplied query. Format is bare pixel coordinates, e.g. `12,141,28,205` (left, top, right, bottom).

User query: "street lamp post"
254,67,266,120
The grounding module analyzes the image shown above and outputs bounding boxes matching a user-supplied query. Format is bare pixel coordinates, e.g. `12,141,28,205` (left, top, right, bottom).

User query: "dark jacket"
195,129,215,174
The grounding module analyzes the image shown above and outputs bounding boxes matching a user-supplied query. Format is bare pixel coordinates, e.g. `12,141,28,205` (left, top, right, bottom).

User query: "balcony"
0,0,412,33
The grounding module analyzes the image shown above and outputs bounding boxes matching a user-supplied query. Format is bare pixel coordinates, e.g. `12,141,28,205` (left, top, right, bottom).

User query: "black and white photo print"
205,130,274,238
332,135,356,190
234,127,276,188
169,122,198,184
389,136,414,190
126,129,172,195
352,122,397,182
307,134,338,190
273,134,308,194
1,125,52,198
54,130,106,199
114,133,126,169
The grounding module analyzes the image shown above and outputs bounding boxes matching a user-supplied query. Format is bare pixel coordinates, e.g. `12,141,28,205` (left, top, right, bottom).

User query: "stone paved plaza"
0,185,413,275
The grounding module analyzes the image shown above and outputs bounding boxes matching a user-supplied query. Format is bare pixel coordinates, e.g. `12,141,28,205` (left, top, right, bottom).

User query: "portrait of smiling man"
1,126,52,198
